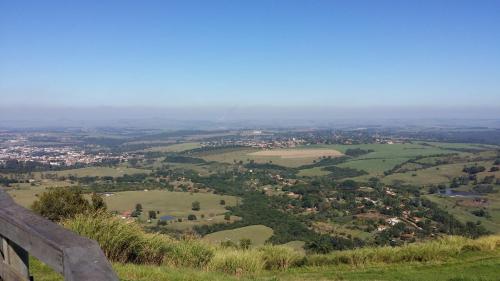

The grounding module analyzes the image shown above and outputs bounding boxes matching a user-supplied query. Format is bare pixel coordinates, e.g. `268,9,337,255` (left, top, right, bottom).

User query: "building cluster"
202,137,306,149
0,145,128,166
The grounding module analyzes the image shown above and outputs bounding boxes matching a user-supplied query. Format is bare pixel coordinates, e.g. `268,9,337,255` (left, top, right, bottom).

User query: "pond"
438,188,479,198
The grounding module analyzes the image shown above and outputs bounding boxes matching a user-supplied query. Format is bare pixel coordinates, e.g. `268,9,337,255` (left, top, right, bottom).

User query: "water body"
438,188,479,198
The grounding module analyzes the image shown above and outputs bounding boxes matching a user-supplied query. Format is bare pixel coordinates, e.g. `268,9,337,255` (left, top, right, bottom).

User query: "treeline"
384,153,457,176
421,199,490,238
298,156,349,170
344,148,374,157
322,166,368,179
163,155,206,164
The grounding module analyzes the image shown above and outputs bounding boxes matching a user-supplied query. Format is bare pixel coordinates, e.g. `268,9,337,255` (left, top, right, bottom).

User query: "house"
386,217,401,226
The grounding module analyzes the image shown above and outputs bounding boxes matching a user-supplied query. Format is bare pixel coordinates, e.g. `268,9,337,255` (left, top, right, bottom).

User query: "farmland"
202,225,274,247
142,142,202,153
104,190,239,224
34,166,150,179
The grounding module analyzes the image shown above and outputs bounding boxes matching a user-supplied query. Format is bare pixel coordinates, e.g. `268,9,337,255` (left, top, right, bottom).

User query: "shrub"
239,238,252,250
32,187,90,221
192,201,201,211
188,214,197,221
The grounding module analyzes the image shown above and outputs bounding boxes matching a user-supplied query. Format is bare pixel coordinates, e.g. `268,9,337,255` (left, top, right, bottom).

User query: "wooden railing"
0,190,119,281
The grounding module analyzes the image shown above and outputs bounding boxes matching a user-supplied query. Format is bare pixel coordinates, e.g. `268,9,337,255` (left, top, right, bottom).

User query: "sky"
1,0,500,113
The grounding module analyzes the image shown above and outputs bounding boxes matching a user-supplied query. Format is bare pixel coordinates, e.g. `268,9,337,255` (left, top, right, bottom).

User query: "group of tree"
31,187,107,221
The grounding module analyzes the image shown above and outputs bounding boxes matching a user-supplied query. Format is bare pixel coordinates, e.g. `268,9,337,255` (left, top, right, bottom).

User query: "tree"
31,187,90,221
239,238,251,249
148,210,157,219
135,203,143,213
191,201,200,211
90,193,107,211
224,213,231,221
219,199,226,205
188,214,197,220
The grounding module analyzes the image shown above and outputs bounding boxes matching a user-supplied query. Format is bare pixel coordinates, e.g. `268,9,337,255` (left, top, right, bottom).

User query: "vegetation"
31,187,106,221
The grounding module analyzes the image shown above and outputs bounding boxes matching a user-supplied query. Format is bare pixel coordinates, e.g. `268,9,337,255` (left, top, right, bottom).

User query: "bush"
192,201,201,211
188,214,197,221
32,187,90,221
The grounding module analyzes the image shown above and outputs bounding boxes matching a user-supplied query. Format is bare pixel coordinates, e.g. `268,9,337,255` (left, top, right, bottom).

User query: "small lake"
438,188,479,198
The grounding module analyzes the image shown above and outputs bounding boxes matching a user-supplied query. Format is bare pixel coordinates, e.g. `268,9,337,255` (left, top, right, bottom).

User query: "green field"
202,225,274,247
143,142,202,152
33,166,150,179
104,190,239,222
300,142,498,179
383,160,500,186
424,194,500,233
198,147,343,167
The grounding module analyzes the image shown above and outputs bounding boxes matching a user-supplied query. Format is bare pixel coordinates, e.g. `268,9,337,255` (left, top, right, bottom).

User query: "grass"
143,142,202,153
424,194,500,233
104,190,239,223
383,160,499,186
30,233,500,281
293,143,475,179
198,147,338,168
33,166,150,179
203,225,274,247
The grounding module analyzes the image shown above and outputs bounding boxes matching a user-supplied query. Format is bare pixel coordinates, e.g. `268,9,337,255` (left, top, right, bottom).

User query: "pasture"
248,149,343,159
104,190,239,221
424,194,500,233
299,142,489,179
202,225,274,247
32,166,150,179
143,142,202,153
199,147,344,167
383,160,500,186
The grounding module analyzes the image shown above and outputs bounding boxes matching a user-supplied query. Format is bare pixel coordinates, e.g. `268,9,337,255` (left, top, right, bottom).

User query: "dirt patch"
248,149,343,159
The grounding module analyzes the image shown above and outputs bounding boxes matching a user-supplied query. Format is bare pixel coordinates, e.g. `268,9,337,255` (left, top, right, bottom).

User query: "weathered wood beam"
0,190,118,281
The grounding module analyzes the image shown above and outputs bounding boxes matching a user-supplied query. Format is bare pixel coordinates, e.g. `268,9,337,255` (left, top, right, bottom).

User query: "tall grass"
62,213,500,276
209,249,265,275
63,212,213,267
305,235,500,267
259,245,304,270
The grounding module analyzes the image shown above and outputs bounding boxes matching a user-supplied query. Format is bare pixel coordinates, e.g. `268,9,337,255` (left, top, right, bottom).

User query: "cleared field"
383,161,499,186
7,186,51,208
105,190,239,221
165,215,241,231
202,225,274,247
143,142,202,153
297,167,330,177
298,143,481,179
200,147,340,167
282,240,306,253
424,194,500,233
248,149,343,159
33,166,150,179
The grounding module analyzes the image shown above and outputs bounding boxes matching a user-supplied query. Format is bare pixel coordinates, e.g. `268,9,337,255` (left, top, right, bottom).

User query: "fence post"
0,236,31,281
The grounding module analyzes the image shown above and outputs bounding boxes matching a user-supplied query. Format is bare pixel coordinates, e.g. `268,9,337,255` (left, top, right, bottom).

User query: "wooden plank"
1,238,30,280
0,190,119,281
0,262,30,281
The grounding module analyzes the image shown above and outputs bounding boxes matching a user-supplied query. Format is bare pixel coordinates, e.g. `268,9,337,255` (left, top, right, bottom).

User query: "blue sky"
1,0,500,108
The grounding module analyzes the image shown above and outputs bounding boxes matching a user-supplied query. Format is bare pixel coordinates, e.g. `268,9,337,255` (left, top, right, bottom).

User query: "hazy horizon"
1,105,500,129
